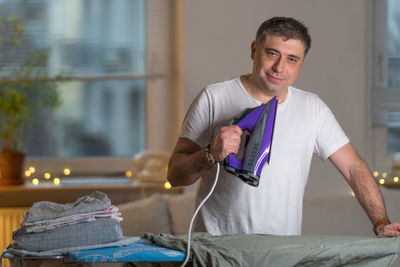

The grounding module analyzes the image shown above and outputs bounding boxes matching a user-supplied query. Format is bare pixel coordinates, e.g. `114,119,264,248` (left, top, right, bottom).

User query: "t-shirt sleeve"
179,88,212,148
313,98,350,160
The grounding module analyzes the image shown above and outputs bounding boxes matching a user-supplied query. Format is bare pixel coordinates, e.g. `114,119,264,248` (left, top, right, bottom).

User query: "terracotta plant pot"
0,151,26,185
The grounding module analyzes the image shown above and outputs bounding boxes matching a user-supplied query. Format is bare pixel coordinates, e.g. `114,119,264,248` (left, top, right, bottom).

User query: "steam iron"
223,96,278,187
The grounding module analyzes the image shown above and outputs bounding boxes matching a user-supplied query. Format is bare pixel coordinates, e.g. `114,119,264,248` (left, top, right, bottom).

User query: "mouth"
266,72,285,82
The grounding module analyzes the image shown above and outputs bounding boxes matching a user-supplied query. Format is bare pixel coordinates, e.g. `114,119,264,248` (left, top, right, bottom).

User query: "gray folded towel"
13,217,123,252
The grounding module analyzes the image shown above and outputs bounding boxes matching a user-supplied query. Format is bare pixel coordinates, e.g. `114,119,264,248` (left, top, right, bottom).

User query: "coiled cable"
180,162,221,267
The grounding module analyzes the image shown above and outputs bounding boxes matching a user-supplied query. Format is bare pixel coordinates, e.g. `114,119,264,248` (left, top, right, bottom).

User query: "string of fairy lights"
24,165,396,192
372,171,400,185
24,166,173,190
24,166,71,186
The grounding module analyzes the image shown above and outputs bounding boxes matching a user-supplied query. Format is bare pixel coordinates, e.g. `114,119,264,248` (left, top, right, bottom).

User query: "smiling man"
167,17,400,237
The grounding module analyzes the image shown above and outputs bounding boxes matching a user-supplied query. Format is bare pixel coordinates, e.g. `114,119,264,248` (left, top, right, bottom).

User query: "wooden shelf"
380,181,400,188
0,180,183,207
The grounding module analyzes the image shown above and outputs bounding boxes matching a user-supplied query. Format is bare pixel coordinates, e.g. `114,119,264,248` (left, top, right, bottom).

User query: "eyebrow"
264,48,302,61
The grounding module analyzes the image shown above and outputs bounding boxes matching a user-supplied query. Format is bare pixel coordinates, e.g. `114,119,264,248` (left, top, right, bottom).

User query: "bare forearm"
348,160,388,224
167,147,213,186
329,143,399,237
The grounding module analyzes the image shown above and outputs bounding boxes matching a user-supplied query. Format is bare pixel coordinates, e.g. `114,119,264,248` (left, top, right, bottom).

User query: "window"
1,0,146,158
370,0,400,177
0,0,182,178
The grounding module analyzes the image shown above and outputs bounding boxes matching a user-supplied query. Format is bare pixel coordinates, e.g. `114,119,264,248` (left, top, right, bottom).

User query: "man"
167,17,400,237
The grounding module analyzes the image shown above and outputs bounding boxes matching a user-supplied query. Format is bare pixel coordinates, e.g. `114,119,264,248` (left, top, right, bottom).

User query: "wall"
182,0,400,236
183,0,367,198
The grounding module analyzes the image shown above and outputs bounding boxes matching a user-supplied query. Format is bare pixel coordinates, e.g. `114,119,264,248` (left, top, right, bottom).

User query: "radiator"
0,208,27,267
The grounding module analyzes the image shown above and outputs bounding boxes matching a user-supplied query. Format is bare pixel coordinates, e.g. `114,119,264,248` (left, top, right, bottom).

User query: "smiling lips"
266,72,285,82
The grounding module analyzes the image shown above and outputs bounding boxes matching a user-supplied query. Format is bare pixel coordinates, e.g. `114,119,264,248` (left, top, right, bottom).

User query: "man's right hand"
167,125,243,186
209,125,243,162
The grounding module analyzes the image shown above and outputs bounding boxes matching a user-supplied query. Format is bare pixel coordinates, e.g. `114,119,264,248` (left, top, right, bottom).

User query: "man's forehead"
260,35,305,58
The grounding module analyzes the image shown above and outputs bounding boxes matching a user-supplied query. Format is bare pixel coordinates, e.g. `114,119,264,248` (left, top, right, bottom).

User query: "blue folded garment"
68,238,185,263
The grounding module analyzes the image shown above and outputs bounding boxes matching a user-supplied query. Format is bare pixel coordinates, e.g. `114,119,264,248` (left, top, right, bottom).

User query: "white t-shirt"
180,77,349,235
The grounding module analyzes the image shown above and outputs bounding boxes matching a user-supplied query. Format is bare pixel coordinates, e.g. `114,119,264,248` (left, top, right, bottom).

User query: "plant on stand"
0,11,61,185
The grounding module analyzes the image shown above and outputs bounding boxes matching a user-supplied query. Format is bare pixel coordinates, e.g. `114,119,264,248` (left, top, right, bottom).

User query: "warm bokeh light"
28,166,36,173
164,181,172,190
53,177,61,185
379,179,385,185
25,170,31,177
351,191,355,197
44,172,51,179
382,172,388,178
32,178,39,185
394,177,399,183
125,170,133,177
373,171,379,177
63,168,71,175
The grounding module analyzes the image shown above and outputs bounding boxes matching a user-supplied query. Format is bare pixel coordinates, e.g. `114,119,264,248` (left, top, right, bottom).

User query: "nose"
272,57,284,73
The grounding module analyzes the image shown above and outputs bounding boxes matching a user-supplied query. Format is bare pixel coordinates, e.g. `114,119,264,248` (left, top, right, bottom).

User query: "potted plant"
0,12,61,185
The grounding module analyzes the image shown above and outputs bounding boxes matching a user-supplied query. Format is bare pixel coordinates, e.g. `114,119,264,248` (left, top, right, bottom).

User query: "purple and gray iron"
223,96,278,187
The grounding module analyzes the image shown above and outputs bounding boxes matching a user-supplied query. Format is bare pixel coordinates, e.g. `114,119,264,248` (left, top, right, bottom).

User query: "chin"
258,78,286,95
262,85,285,95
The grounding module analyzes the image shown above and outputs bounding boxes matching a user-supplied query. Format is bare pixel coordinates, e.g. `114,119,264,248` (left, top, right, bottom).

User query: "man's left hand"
376,223,400,238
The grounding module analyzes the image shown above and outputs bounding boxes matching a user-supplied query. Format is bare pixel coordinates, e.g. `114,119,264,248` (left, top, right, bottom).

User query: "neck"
240,74,288,104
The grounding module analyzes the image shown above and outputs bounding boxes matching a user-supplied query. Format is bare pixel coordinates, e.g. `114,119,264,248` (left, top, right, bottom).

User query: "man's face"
251,34,305,96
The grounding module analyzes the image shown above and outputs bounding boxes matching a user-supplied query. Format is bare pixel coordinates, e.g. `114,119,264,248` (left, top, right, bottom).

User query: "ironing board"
4,234,400,267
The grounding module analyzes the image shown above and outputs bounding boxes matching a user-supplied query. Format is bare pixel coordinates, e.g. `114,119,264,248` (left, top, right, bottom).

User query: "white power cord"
181,162,221,267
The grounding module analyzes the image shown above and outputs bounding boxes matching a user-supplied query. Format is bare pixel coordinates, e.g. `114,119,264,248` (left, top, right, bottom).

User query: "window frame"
368,0,400,173
22,0,184,179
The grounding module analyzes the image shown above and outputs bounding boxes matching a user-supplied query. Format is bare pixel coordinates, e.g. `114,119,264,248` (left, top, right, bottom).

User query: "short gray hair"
256,17,311,56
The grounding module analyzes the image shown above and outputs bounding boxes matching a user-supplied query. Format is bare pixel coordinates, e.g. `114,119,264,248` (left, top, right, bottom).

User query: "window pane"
22,81,146,157
387,112,400,154
387,0,400,87
0,0,147,158
388,128,400,154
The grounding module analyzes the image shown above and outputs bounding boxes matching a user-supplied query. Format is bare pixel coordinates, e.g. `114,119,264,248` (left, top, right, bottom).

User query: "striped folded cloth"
21,205,122,233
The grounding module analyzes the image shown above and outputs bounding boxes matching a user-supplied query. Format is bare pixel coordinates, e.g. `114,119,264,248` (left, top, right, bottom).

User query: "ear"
251,41,256,60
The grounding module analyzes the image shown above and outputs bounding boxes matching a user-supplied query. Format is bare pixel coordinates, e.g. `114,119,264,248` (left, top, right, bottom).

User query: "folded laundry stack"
11,191,123,252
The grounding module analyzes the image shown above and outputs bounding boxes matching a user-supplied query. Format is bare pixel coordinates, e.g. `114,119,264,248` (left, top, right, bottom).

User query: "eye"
266,51,278,58
288,57,299,63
